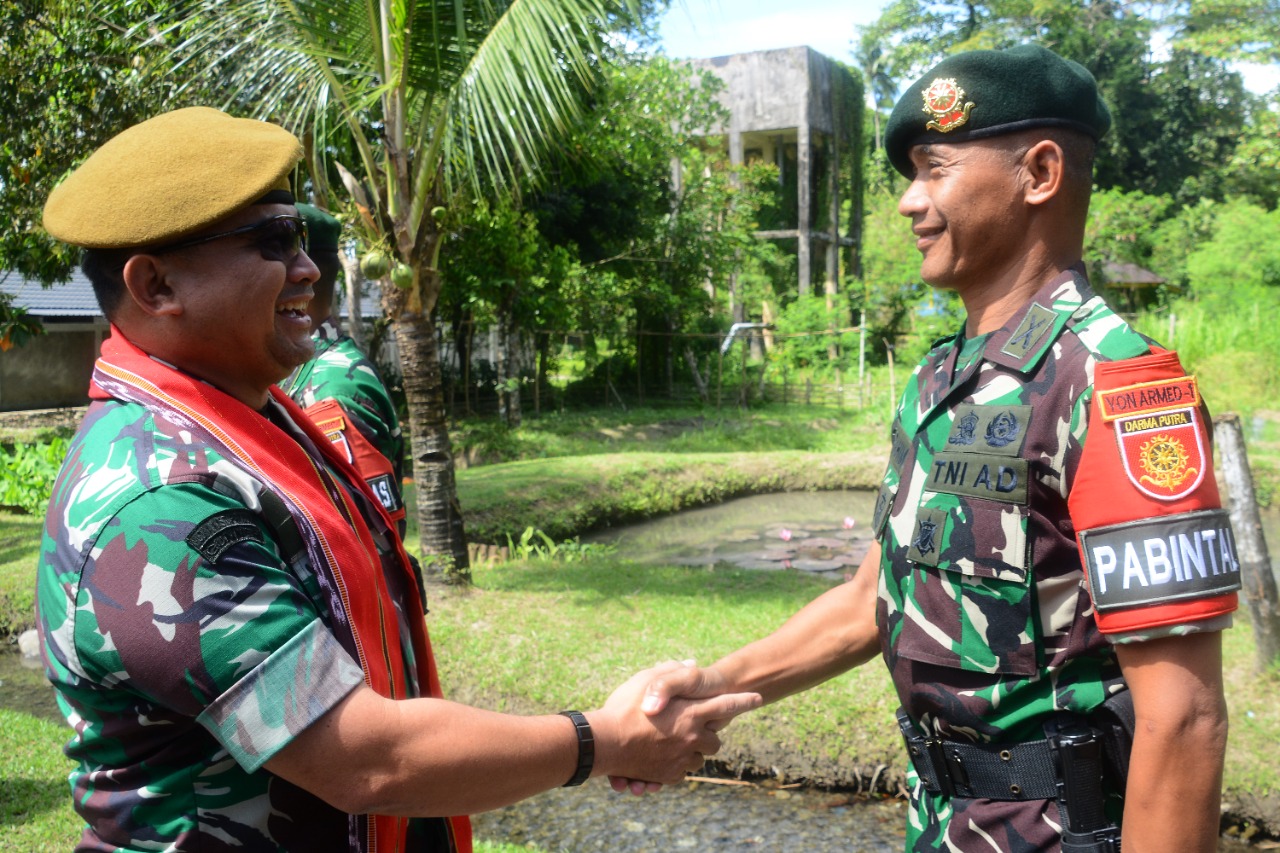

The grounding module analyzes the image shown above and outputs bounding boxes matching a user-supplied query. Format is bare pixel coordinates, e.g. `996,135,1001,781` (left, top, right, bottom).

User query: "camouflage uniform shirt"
283,317,405,486
37,391,444,851
871,269,1228,852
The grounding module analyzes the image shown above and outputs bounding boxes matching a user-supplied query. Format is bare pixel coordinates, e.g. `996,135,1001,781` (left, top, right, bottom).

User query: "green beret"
296,203,342,254
884,44,1111,178
43,106,303,249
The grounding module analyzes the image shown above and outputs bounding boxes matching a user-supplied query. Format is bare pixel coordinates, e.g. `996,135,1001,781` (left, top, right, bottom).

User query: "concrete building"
0,270,107,411
0,269,385,412
688,46,863,306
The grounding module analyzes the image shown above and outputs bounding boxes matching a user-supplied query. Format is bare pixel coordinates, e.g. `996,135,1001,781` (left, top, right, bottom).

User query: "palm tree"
854,35,898,152
145,0,641,582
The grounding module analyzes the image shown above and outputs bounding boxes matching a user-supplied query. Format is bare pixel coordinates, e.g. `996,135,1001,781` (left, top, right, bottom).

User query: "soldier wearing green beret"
282,204,408,536
36,106,760,853
632,44,1236,853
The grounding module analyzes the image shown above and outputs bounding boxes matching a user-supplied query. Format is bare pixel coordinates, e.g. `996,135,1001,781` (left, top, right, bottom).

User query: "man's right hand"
588,661,758,790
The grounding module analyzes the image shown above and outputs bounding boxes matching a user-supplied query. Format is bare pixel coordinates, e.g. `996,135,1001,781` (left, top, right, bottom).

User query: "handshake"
589,660,752,794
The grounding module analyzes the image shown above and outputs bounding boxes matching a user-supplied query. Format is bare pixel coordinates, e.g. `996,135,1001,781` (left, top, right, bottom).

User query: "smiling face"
897,140,1028,295
145,203,319,407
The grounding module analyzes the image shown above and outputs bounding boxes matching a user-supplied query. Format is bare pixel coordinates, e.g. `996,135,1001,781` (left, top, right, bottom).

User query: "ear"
1021,139,1065,207
121,254,182,318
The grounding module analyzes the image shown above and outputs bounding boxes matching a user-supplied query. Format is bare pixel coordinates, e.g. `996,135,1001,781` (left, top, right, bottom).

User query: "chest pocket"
888,489,1037,676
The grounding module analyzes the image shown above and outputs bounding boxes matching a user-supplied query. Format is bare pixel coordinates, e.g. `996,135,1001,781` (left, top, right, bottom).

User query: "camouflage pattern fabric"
283,317,405,486
872,269,1223,852
37,393,444,851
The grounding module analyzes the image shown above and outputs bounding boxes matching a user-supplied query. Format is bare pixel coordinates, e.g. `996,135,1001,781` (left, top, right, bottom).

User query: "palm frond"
116,0,641,254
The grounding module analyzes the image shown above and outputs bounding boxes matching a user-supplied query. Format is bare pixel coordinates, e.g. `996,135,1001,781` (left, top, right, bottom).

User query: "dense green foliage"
0,438,67,515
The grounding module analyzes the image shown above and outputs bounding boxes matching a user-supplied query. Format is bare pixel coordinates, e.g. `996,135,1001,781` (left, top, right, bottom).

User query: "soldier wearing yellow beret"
630,44,1234,853
36,107,760,853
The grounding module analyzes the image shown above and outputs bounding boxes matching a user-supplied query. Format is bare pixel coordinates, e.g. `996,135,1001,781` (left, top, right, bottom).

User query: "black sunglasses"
149,214,309,262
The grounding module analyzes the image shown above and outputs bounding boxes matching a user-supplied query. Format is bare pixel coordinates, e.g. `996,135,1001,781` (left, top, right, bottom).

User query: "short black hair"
997,127,1096,211
80,247,133,318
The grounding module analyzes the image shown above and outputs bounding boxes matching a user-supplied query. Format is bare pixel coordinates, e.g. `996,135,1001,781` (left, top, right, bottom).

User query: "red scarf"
91,329,472,853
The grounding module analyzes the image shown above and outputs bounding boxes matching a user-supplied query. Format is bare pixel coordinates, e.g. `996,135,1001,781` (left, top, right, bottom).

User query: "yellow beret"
43,106,304,249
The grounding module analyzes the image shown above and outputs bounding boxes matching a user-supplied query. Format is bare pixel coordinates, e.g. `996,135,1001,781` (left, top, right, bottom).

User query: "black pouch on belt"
1089,688,1136,792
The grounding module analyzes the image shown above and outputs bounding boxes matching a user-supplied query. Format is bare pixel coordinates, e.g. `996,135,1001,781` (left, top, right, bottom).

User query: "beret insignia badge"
922,78,974,132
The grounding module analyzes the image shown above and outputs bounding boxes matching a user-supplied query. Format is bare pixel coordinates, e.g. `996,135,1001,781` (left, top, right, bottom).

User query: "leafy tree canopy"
0,0,198,283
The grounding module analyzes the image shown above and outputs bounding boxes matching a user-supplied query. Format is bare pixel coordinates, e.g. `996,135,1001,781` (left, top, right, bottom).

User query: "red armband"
304,398,406,524
1068,349,1239,635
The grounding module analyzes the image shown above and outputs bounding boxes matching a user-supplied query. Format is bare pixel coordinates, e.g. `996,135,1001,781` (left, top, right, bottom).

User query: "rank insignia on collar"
922,78,974,133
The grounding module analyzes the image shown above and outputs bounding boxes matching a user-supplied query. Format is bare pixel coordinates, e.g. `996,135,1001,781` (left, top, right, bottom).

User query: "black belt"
897,709,1060,801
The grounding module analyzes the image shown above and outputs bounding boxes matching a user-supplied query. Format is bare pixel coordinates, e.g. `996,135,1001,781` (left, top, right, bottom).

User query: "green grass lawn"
7,552,1279,847
0,512,44,636
3,402,1279,847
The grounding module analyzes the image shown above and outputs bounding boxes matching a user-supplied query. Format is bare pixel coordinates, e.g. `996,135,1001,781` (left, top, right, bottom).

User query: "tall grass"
1136,290,1280,421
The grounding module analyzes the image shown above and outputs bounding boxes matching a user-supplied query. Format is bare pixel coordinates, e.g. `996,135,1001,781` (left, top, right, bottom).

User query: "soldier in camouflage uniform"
633,45,1238,853
283,204,407,527
36,106,759,853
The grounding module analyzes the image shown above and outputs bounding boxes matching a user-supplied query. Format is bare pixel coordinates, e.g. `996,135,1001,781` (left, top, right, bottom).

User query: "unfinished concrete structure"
688,46,862,305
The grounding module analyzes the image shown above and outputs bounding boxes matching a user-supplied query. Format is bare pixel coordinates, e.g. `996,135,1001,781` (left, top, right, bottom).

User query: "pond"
584,489,1280,583
582,490,882,582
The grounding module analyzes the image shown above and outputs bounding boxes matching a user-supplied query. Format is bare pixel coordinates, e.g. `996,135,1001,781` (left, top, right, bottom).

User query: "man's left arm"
1115,631,1228,853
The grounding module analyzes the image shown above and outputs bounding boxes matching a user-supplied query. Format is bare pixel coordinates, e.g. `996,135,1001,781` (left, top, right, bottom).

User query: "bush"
0,438,67,515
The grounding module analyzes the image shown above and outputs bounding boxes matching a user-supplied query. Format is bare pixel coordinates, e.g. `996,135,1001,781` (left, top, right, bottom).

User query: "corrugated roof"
1101,261,1165,287
0,268,384,319
0,269,102,317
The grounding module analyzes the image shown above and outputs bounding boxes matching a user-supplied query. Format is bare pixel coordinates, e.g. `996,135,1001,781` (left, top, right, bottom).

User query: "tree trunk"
683,346,709,403
535,333,547,416
386,288,470,583
495,306,510,425
507,328,522,427
1214,413,1280,669
338,249,367,350
465,315,475,416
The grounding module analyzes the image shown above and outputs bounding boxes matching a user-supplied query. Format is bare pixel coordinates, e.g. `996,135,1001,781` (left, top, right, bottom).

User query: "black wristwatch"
558,710,595,787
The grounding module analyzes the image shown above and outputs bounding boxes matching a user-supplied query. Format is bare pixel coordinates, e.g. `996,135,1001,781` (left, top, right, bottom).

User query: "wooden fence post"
1214,412,1280,670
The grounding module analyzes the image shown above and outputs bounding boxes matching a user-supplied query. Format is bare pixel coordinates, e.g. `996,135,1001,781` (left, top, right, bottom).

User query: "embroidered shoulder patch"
1097,376,1200,421
1100,375,1207,501
366,473,404,513
187,509,265,564
1079,509,1241,612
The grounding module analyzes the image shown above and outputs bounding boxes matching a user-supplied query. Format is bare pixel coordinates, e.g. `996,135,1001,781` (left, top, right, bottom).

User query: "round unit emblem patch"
1114,408,1207,501
922,78,974,132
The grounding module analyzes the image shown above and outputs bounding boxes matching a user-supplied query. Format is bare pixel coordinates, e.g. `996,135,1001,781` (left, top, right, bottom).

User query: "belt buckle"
925,738,960,798
940,742,972,798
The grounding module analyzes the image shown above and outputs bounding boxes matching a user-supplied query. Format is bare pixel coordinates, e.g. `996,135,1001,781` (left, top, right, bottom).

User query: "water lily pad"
792,558,845,572
734,559,789,571
801,537,846,549
740,549,795,561
673,555,724,567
